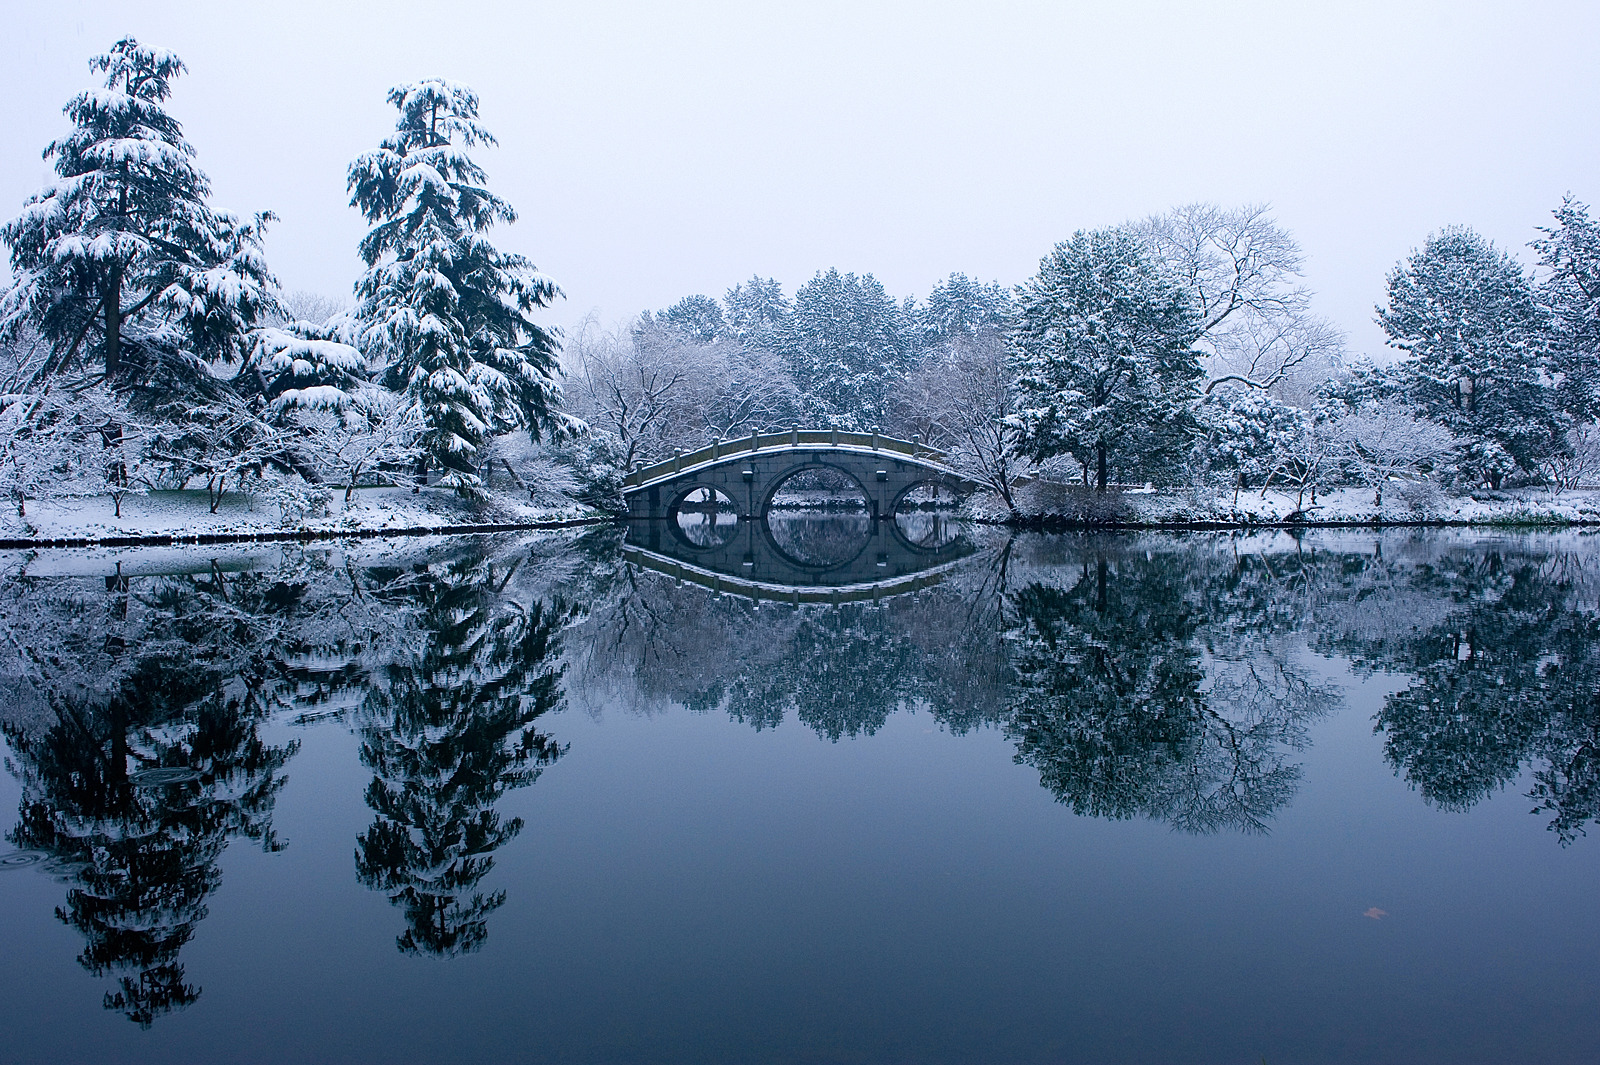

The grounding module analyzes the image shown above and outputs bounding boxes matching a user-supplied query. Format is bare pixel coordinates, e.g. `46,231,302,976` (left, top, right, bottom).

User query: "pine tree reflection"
1005,551,1329,833
354,554,577,956
1335,548,1600,842
4,655,296,1026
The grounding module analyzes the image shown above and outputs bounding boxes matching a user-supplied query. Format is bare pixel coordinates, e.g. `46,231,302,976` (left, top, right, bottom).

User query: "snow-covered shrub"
551,430,627,513
1334,403,1460,506
1018,481,1137,525
262,476,332,525
1391,477,1444,516
0,393,77,516
1193,390,1309,498
297,390,423,501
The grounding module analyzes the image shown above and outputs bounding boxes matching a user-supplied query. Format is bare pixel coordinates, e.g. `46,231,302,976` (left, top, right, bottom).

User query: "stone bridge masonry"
622,429,983,521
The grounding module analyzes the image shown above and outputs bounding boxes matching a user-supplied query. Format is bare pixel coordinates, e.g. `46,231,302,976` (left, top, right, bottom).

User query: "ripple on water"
0,851,48,871
130,766,203,787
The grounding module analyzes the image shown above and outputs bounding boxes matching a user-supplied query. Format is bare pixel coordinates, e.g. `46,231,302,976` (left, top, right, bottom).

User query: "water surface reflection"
1,524,1600,1060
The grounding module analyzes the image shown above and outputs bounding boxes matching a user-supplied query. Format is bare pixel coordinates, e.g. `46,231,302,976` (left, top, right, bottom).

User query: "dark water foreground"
2,521,1599,1064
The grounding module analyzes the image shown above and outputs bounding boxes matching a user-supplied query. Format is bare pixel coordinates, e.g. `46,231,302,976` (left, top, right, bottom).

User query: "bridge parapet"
623,429,947,491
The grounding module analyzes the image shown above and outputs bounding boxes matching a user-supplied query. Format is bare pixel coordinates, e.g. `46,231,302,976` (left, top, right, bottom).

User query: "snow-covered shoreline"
0,485,608,548
969,481,1600,528
10,481,1600,550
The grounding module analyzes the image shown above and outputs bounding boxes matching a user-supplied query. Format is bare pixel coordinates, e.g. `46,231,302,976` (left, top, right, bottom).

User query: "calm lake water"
2,521,1600,1064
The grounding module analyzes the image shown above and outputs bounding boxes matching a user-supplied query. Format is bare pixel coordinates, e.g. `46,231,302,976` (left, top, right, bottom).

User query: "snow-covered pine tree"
1377,226,1561,484
0,39,275,391
348,79,572,492
915,272,1013,349
243,321,369,421
1533,196,1600,424
652,294,725,343
722,276,790,351
1011,228,1204,491
782,268,912,429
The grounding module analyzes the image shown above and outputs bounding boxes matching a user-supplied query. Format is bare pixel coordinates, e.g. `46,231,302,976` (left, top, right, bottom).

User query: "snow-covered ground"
970,480,1600,526
0,486,601,544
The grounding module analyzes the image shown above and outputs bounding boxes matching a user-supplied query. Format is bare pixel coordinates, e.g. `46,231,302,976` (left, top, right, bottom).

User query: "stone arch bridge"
623,429,982,521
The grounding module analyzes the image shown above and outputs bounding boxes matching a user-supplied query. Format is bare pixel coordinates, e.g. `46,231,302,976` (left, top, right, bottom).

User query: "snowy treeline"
580,199,1600,517
5,40,1598,525
1006,202,1600,508
0,40,577,521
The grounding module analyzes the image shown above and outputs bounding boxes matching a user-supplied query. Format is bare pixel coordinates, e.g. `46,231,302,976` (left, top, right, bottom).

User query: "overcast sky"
5,0,1598,357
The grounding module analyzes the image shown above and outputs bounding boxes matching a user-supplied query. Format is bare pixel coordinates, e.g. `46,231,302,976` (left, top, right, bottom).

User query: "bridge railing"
622,429,948,488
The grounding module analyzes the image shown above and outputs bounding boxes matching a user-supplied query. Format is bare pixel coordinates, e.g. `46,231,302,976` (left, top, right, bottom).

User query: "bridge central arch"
759,461,874,518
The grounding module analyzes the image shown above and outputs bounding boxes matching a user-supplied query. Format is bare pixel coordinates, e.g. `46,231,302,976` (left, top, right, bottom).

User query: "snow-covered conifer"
722,276,790,350
0,39,275,390
1378,226,1560,484
782,268,912,429
1011,228,1204,491
243,324,369,420
1194,389,1309,500
915,273,1013,349
349,79,573,492
1533,196,1600,423
653,294,725,342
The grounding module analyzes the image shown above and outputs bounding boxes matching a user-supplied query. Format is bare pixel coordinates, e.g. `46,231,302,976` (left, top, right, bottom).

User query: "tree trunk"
104,264,123,376
1096,444,1108,494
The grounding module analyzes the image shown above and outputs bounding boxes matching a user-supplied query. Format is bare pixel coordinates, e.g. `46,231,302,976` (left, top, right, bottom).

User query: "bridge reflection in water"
623,510,975,604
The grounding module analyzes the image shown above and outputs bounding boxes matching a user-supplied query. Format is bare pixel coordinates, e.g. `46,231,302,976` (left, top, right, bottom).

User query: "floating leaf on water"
130,766,203,787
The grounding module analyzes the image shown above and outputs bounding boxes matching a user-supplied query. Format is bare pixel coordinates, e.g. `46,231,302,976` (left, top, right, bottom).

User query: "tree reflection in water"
3,523,1600,1032
355,552,579,956
2,561,303,1026
0,536,593,1019
1317,543,1600,842
1006,550,1332,833
578,529,1338,832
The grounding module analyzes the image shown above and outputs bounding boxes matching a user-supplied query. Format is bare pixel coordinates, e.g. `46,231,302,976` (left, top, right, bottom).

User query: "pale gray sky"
5,0,1598,357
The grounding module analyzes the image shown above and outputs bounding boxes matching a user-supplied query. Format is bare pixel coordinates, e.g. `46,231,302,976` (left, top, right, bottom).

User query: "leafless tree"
893,327,1029,512
1543,424,1600,491
562,315,800,470
1335,403,1459,506
1135,203,1344,398
298,390,425,501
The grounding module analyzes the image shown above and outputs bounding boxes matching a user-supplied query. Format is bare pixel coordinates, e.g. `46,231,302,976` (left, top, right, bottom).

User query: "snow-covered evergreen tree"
652,294,725,342
1193,390,1309,500
1378,226,1560,484
1011,228,1204,491
243,323,369,420
1533,196,1600,423
349,79,572,492
782,268,912,429
0,38,275,390
915,272,1013,349
722,276,790,351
